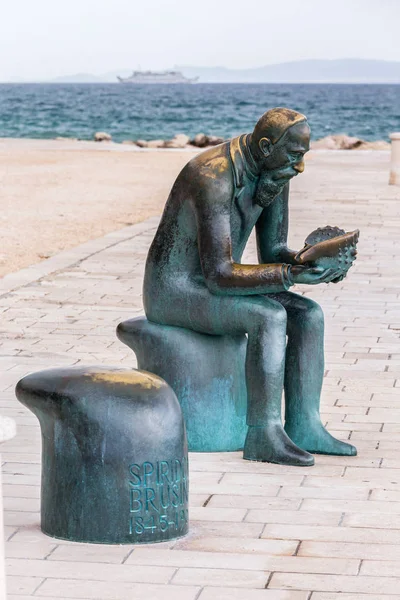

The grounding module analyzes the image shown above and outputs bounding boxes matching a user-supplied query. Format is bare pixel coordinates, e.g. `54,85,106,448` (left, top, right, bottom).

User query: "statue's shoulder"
173,141,234,210
184,141,233,186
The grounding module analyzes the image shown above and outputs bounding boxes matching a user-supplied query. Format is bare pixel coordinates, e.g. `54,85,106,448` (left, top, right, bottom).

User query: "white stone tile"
7,576,43,595
172,567,269,588
245,509,342,526
199,590,309,600
269,572,400,594
174,536,298,556
311,595,400,600
33,579,200,599
6,558,175,583
48,544,132,564
299,540,400,560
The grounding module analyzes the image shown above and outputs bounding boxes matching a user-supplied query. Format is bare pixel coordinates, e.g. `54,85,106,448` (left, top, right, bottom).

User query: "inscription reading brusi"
128,457,188,537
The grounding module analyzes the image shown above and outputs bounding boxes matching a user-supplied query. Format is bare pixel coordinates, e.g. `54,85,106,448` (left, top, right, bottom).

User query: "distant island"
26,59,400,84
177,59,400,84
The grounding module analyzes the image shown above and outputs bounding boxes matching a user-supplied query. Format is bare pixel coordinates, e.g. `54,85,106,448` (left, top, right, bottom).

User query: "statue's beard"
255,166,297,207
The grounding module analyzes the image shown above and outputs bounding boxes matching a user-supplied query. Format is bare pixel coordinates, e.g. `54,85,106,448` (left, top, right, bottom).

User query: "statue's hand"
290,265,342,285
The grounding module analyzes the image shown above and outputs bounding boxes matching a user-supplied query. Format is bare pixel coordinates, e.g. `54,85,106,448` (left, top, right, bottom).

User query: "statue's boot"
243,423,315,466
284,414,357,456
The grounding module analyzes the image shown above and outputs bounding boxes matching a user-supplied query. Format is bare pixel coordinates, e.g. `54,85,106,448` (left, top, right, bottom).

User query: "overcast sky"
1,0,399,81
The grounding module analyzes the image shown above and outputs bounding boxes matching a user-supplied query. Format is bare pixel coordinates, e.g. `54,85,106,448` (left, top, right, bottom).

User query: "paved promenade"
1,150,400,599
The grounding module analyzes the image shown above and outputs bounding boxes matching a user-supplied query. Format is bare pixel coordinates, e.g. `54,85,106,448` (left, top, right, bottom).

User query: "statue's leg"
241,297,314,466
272,291,356,456
147,288,314,466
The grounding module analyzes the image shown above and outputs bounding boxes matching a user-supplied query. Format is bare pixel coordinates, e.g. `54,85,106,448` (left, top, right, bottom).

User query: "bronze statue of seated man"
143,107,356,466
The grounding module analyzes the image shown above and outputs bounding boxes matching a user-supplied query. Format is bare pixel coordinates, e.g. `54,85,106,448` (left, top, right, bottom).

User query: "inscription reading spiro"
128,458,188,537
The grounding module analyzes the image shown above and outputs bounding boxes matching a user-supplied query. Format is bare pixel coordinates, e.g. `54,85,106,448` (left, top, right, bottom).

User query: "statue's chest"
230,184,262,261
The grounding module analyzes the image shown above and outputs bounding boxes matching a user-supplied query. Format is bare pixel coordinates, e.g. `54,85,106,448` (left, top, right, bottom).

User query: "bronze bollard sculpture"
121,107,358,466
16,367,189,543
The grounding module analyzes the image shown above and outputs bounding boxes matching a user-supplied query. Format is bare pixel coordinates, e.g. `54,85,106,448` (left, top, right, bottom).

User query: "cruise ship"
117,70,198,84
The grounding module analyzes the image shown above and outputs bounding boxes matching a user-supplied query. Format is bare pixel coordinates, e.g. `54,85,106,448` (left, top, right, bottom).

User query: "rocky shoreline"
311,134,390,151
87,131,392,150
93,132,225,148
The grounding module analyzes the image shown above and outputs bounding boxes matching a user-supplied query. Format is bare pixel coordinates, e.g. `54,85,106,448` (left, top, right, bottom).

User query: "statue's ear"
259,137,272,156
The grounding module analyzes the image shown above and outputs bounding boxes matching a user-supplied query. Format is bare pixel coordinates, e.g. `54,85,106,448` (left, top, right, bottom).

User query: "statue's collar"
229,134,259,188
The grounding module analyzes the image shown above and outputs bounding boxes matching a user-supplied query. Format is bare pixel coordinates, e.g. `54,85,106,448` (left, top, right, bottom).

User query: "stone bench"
16,366,188,544
117,317,248,452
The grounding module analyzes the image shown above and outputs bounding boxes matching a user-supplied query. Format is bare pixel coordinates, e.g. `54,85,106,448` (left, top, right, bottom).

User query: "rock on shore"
164,134,190,148
94,131,112,142
311,134,390,151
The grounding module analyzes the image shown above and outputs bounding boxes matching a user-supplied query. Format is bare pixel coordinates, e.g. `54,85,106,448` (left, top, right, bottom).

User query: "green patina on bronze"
133,107,358,466
118,317,248,452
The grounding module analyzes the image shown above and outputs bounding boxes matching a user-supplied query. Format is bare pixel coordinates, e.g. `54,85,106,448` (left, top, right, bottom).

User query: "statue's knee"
308,302,324,325
300,300,324,330
288,298,324,333
250,303,287,332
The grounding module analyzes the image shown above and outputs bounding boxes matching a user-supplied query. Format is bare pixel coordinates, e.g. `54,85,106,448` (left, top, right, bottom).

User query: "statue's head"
250,107,311,207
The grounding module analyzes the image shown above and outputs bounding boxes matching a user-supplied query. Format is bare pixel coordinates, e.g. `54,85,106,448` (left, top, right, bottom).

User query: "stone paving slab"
1,150,400,599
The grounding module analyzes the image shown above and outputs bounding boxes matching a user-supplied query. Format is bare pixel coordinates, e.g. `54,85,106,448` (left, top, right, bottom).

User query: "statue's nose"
294,160,305,174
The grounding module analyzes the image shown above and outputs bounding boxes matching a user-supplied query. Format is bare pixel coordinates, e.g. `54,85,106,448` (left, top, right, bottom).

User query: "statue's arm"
255,184,299,265
195,184,292,296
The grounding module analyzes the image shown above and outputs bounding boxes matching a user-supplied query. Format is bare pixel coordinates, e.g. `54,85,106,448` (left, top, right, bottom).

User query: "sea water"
0,83,398,142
